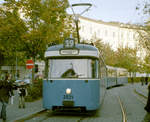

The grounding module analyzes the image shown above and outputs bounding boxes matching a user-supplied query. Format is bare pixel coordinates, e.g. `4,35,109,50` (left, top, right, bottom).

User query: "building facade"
78,16,140,51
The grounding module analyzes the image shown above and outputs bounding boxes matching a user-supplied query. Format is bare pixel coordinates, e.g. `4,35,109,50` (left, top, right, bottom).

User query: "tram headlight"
66,88,72,94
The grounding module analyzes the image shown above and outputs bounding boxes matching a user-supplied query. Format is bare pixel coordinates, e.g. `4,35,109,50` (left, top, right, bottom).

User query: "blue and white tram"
106,65,128,88
43,38,107,111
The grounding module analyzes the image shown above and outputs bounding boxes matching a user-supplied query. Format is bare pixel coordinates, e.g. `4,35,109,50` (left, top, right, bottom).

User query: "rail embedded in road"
117,96,127,122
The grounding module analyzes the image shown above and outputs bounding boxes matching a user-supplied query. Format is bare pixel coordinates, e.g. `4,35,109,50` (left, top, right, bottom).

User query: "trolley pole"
70,3,92,44
75,16,80,43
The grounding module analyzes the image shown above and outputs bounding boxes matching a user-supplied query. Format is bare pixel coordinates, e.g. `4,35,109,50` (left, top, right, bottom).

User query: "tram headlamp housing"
66,88,72,94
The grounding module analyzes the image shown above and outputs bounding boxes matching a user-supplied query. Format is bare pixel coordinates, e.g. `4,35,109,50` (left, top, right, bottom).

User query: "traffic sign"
26,59,34,69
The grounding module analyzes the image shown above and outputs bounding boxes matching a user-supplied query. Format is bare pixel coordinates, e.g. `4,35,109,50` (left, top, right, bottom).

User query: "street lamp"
70,3,92,43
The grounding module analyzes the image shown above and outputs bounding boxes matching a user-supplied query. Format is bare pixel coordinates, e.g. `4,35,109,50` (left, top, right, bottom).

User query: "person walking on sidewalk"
145,77,148,85
141,76,145,86
0,74,14,121
18,81,27,108
144,83,150,112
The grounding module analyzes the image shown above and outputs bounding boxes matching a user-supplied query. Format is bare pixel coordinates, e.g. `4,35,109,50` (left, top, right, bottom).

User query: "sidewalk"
0,91,43,122
131,82,149,97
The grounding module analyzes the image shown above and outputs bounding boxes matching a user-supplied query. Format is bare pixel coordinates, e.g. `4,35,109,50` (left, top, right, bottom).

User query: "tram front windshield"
47,58,99,79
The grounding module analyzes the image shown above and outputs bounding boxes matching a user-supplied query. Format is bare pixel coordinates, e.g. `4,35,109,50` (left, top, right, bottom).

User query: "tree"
94,39,116,66
142,54,150,74
17,0,74,82
0,5,27,65
136,1,150,75
136,0,150,55
1,0,75,81
4,0,74,60
114,46,140,76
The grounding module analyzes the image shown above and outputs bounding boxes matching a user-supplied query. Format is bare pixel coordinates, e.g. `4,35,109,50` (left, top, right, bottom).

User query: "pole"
70,3,92,44
16,53,18,80
75,16,80,43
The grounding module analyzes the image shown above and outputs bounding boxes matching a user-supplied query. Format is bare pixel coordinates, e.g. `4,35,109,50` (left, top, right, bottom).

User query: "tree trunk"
32,57,35,84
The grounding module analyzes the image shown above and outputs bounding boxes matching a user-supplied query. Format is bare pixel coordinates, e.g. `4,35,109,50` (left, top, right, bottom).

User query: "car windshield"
47,58,99,79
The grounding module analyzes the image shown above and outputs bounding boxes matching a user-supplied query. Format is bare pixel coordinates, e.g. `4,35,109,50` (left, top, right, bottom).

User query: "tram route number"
63,95,73,100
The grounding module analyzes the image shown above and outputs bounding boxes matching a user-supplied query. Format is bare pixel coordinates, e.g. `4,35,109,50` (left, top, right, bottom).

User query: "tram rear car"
43,38,107,111
106,65,128,88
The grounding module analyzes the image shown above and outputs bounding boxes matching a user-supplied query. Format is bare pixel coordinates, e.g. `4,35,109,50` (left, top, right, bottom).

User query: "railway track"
117,96,127,122
14,109,97,122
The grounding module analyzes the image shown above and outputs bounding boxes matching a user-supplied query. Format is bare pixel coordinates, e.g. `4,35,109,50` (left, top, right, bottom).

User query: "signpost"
26,59,34,69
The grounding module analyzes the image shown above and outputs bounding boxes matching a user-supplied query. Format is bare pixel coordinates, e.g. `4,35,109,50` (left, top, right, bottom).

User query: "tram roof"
46,44,98,51
45,44,99,58
106,65,128,71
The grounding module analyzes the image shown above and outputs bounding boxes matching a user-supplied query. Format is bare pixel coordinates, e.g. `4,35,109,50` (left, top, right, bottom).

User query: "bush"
25,79,42,102
128,77,149,83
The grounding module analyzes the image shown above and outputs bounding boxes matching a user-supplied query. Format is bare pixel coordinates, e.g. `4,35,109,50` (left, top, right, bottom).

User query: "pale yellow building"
78,16,140,51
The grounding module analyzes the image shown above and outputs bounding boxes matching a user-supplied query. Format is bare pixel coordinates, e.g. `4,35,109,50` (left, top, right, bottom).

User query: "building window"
121,32,124,39
105,30,108,36
82,26,84,32
113,32,115,38
90,27,92,33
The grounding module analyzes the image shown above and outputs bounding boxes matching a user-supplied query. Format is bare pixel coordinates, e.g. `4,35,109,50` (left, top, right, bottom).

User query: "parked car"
14,79,31,86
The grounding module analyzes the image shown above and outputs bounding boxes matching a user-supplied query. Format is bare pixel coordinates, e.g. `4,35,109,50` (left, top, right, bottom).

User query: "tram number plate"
63,101,74,107
63,95,73,100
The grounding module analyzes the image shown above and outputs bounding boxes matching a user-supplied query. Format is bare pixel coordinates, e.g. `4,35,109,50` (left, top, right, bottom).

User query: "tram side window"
44,59,49,79
91,59,99,78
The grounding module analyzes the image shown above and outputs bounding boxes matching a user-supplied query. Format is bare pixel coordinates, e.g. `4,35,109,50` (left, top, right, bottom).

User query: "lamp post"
70,3,92,43
16,51,18,80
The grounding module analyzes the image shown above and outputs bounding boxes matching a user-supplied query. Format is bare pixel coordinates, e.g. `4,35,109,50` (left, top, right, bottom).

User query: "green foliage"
136,1,150,73
94,39,140,73
0,0,75,65
94,39,116,66
25,79,42,102
17,0,74,60
128,77,149,83
128,77,140,83
0,6,27,65
141,54,150,73
114,46,140,72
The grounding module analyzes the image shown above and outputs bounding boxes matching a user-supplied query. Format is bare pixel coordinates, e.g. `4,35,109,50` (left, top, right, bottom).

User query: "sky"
67,0,147,24
0,0,147,24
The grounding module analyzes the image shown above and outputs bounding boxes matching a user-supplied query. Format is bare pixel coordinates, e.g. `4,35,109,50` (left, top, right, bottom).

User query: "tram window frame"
91,59,99,78
47,57,100,79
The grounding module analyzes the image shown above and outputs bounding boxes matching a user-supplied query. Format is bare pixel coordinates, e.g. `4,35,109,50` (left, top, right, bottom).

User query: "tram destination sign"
60,49,79,55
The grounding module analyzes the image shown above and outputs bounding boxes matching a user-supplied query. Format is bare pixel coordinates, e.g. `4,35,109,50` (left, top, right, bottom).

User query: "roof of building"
78,15,144,30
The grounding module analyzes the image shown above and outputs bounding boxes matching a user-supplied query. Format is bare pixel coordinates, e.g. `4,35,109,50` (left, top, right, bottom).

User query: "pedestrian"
141,76,145,86
145,77,148,85
145,83,150,113
0,74,14,121
131,77,134,84
17,81,27,108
